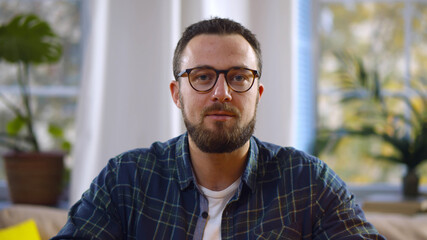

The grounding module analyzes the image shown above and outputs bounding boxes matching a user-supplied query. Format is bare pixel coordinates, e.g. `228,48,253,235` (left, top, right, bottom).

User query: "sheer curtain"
70,0,296,204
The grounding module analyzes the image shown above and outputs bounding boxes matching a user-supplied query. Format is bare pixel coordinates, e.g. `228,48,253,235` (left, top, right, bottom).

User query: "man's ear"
258,83,264,101
170,81,182,109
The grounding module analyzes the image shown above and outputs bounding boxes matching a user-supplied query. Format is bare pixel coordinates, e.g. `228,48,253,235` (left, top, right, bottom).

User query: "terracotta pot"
403,167,419,198
3,152,64,205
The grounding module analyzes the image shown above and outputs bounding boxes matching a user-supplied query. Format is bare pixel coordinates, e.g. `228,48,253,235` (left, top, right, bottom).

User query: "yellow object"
0,219,41,240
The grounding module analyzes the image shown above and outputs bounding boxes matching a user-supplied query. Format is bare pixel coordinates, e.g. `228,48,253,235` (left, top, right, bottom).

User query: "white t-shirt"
199,178,241,240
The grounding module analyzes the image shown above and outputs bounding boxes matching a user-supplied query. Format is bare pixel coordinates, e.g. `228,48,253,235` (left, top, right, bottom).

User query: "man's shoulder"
111,134,183,167
253,136,343,191
253,136,321,166
252,136,333,183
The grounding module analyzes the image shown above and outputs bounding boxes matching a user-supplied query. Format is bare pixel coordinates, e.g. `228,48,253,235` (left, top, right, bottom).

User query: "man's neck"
188,136,250,191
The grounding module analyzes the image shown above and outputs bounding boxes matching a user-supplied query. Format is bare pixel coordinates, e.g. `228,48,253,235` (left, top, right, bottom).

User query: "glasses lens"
227,68,255,92
189,68,217,91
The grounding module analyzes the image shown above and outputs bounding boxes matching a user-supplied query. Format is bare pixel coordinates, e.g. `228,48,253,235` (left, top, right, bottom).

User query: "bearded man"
53,18,384,240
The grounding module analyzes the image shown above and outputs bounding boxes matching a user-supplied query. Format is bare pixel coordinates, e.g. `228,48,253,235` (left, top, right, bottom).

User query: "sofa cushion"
0,219,41,240
0,204,67,240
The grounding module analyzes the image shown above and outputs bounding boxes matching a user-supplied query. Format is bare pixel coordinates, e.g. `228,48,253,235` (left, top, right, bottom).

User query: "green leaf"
6,116,25,135
48,124,64,138
61,141,72,153
48,124,72,153
0,14,62,64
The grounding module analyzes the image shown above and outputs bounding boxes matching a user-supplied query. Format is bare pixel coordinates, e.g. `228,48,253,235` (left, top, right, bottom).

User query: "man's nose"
211,73,232,102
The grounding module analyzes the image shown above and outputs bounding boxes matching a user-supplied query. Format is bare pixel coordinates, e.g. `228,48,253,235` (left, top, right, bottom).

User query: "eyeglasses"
177,66,260,93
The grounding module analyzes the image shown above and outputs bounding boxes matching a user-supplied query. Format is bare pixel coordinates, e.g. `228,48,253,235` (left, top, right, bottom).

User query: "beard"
180,94,257,153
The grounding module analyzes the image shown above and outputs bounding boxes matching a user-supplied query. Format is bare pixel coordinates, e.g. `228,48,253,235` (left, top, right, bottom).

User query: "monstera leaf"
0,14,62,64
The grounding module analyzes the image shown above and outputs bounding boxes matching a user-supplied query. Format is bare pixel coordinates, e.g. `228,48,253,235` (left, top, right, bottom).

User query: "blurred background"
0,0,426,206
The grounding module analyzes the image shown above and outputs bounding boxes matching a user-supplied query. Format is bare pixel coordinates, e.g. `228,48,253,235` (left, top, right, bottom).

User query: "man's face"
170,34,264,153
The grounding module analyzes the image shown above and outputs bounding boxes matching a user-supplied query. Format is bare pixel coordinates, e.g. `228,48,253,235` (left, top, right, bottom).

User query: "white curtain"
70,0,295,204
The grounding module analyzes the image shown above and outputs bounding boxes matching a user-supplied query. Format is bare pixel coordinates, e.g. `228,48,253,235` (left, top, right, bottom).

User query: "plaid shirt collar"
175,132,265,193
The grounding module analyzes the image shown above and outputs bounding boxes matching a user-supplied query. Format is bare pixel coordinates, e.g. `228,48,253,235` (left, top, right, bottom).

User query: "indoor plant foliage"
0,14,70,205
0,14,70,152
319,51,426,197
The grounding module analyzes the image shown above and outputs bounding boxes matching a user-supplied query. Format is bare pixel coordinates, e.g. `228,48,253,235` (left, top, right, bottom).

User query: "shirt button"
201,212,208,219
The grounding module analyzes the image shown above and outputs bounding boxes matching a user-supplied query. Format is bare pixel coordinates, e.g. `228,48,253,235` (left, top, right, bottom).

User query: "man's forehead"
181,34,257,68
185,34,250,50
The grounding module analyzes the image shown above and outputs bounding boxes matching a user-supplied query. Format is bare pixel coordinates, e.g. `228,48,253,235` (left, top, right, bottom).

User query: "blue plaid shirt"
53,133,384,239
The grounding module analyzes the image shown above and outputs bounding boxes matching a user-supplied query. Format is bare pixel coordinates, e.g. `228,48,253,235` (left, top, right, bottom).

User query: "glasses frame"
177,66,260,93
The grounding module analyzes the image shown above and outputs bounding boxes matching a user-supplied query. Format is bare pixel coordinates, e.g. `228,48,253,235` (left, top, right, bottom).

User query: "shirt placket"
193,190,209,240
221,203,235,240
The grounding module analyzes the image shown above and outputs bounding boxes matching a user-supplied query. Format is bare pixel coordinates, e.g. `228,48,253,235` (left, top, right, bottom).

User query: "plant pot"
403,168,419,198
3,152,64,205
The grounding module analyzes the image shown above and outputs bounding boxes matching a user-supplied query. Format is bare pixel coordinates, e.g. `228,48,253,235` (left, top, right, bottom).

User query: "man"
53,18,384,239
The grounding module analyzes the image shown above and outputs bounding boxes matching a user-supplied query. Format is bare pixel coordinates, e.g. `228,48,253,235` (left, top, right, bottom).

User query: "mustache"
201,102,241,117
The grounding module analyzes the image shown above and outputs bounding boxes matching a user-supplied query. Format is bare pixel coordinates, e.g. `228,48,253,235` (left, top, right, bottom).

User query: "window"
0,0,85,182
293,0,317,153
316,0,427,185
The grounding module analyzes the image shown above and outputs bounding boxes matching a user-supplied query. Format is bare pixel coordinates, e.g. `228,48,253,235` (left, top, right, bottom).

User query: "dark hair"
173,17,262,80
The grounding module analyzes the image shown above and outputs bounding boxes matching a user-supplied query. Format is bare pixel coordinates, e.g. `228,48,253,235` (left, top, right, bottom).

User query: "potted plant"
317,51,426,197
0,14,70,205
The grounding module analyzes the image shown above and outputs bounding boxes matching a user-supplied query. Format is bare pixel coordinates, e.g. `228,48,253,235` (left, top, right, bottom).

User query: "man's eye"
229,74,250,83
191,72,216,86
232,75,246,81
197,74,211,81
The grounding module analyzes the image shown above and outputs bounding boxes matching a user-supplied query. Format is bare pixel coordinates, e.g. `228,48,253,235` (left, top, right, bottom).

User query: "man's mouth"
205,111,236,121
206,111,235,116
201,103,240,122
